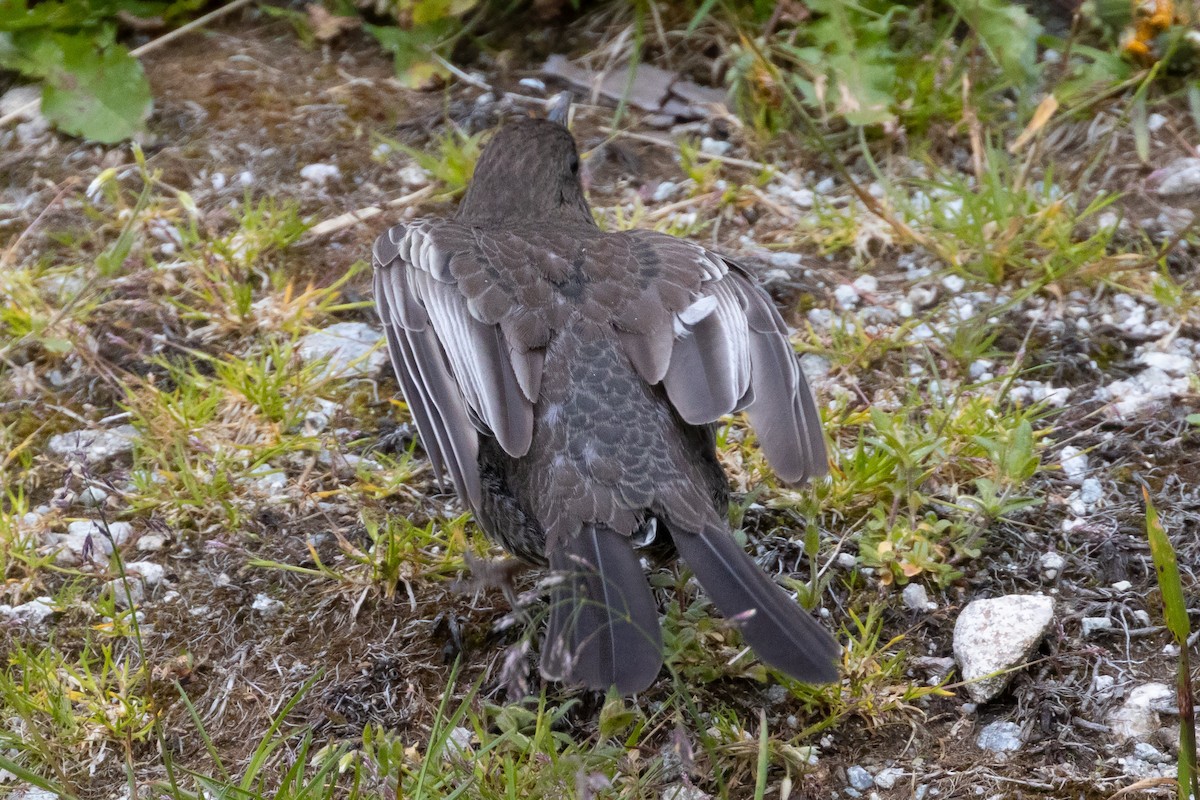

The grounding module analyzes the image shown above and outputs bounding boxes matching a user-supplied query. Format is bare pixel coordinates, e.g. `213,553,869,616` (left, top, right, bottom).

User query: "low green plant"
0,0,206,142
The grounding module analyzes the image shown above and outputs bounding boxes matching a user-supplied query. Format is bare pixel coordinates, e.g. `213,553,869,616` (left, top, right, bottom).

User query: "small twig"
0,0,257,130
303,185,437,240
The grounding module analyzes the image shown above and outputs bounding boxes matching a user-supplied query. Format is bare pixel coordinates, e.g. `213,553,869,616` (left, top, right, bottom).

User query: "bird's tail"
541,523,663,694
669,520,840,683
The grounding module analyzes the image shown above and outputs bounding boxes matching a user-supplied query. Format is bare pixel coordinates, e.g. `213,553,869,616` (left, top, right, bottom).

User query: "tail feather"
671,522,839,683
541,523,663,693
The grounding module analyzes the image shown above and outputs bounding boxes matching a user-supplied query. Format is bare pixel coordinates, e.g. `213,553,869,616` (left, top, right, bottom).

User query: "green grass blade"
1144,489,1198,800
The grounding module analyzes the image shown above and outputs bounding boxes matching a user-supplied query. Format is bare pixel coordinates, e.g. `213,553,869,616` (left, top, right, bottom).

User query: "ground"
1,5,1199,800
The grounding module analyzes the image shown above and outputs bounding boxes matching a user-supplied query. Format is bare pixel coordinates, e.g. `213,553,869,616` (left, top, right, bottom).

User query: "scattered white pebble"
137,532,169,552
1081,617,1113,637
902,583,935,611
1059,447,1088,485
847,765,874,791
210,172,227,191
252,593,284,618
78,486,109,508
1146,113,1168,133
1039,552,1066,581
852,274,878,295
299,163,340,185
652,180,680,202
941,274,966,293
834,284,860,309
815,177,835,194
518,77,546,93
0,596,56,628
699,137,732,156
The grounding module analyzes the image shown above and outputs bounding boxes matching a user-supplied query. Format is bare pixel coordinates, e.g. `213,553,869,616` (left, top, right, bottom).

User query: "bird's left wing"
373,220,537,511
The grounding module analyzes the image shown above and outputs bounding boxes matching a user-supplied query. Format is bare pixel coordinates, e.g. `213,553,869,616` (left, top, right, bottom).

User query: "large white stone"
953,594,1055,703
47,425,138,466
298,322,386,378
1107,683,1175,741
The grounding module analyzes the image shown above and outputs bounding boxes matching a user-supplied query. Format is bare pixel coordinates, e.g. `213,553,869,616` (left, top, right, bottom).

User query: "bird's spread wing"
373,220,538,511
616,230,827,484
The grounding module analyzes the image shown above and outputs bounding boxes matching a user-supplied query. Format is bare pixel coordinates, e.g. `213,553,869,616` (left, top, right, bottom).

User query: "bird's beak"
547,92,573,127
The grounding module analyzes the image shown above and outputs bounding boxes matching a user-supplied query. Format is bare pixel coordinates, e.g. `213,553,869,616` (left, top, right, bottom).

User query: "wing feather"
622,231,827,484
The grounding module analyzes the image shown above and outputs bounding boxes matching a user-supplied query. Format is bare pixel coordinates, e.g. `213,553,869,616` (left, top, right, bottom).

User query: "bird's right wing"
615,231,827,484
372,221,538,511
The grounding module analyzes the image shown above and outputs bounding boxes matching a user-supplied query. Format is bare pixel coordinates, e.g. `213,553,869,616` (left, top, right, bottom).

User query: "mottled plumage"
373,112,838,693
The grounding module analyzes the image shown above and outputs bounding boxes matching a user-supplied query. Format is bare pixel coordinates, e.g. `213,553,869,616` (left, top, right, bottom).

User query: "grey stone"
847,765,874,791
902,583,934,611
976,720,1022,753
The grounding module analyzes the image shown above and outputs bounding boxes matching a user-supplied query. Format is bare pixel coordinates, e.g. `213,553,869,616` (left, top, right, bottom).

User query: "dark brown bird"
372,101,839,694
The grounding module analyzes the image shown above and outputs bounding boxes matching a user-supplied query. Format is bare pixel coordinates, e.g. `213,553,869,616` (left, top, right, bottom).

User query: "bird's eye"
569,156,580,174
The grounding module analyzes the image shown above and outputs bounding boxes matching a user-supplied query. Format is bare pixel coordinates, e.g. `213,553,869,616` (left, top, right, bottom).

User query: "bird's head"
457,109,593,227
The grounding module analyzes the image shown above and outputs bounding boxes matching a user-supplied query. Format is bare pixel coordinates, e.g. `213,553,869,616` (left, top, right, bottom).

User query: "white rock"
953,595,1055,703
398,164,430,187
304,397,340,432
0,596,56,627
298,322,386,378
847,765,874,791
1059,446,1088,485
47,425,138,466
836,552,857,569
834,284,860,309
1081,617,1113,637
9,786,58,800
873,768,903,790
518,77,546,92
1138,351,1194,377
969,359,994,380
1107,683,1175,740
767,251,803,268
1133,742,1167,763
699,137,732,156
299,163,340,185
799,353,831,383
661,785,710,800
1112,580,1133,592
252,593,284,618
652,181,680,202
105,577,144,609
1148,157,1200,196
976,720,1022,753
125,561,165,586
941,274,965,293
445,725,474,758
770,184,815,208
902,583,934,611
78,485,109,507
137,532,169,552
815,177,835,194
852,274,878,295
1039,552,1065,580
56,520,134,563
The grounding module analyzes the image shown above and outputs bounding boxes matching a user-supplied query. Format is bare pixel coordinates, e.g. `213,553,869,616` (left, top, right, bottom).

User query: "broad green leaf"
38,33,151,143
364,21,456,88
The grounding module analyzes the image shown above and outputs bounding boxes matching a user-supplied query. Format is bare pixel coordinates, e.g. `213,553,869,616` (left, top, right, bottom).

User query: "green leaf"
364,20,456,88
1145,492,1190,647
34,33,151,142
946,0,1044,89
